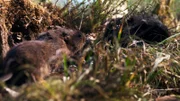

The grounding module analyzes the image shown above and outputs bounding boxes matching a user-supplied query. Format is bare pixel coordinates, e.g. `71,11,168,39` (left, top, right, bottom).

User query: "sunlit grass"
1,0,180,101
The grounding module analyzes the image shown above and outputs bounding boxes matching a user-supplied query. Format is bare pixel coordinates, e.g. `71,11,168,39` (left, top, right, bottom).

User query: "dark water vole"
104,14,170,47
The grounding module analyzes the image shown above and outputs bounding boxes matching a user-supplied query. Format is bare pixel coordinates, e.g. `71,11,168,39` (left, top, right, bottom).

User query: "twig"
54,0,59,7
79,12,84,30
143,88,180,97
151,88,180,92
163,69,180,79
158,32,180,45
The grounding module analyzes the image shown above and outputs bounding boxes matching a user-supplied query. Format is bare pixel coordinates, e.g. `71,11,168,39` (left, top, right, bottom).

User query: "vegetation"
0,0,180,100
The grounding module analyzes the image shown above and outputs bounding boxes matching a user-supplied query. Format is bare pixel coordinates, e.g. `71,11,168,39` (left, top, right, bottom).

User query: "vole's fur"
104,14,170,47
0,27,86,86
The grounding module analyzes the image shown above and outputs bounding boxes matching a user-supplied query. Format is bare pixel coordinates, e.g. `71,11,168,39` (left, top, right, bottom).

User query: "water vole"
37,26,86,54
0,27,86,86
104,14,170,47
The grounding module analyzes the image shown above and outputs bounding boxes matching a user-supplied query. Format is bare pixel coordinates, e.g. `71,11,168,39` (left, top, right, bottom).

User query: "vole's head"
59,28,86,53
37,27,86,53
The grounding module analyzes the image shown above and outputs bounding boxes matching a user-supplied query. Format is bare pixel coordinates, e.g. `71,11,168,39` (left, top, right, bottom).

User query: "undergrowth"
0,0,180,101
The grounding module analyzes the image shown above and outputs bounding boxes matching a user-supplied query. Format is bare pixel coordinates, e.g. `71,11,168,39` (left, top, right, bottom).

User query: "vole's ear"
61,32,70,41
61,32,68,37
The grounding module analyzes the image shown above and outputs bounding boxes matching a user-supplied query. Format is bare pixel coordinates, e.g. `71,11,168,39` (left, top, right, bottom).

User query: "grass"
2,35,180,100
1,0,180,101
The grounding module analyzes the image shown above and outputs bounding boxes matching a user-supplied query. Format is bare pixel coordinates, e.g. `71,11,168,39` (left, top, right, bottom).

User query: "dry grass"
0,0,180,101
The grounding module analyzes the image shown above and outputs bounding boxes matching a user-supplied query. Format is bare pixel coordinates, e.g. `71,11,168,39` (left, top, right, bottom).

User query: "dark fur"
1,27,86,86
104,14,170,47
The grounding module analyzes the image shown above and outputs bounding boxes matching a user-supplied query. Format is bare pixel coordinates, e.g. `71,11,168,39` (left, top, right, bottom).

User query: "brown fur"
1,27,86,86
37,27,86,54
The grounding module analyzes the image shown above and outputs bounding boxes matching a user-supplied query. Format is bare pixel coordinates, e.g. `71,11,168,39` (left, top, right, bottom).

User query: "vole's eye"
62,32,67,37
77,34,82,38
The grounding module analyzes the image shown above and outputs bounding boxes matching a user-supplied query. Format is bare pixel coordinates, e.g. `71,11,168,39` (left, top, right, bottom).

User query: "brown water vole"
0,27,86,86
37,26,86,54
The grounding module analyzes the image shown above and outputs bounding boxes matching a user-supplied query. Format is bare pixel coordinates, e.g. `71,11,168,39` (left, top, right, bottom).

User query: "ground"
0,0,180,101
